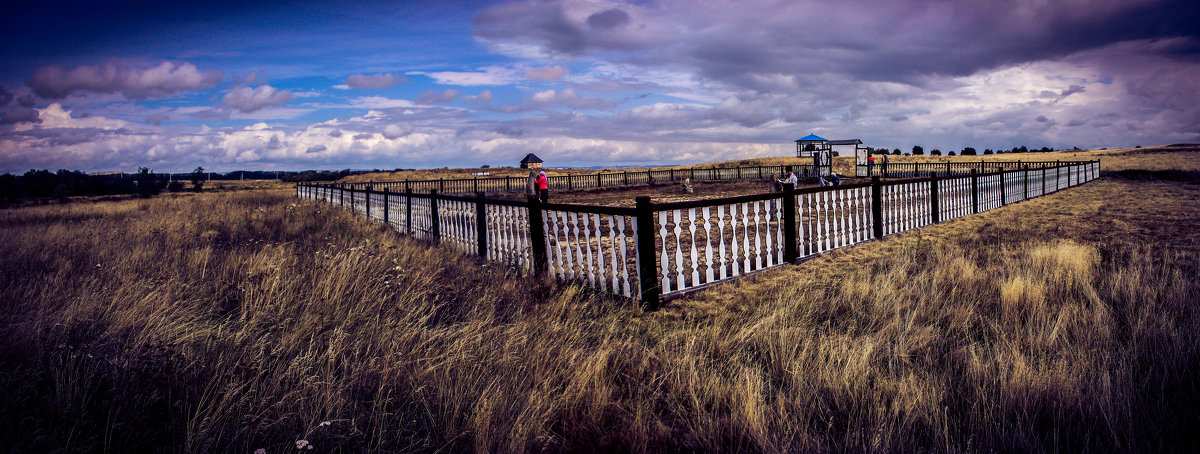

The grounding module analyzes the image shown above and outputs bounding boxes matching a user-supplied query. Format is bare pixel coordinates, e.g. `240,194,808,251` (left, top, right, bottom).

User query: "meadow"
1,146,1197,452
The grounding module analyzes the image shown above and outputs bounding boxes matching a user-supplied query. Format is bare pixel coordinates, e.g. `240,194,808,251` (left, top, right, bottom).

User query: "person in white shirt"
777,167,798,189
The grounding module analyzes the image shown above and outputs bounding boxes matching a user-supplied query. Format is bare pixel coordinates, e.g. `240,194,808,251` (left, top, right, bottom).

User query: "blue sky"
1,0,1198,173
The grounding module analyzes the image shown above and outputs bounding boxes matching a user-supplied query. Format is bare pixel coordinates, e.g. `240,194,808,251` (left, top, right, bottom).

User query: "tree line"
0,167,375,203
868,145,1071,157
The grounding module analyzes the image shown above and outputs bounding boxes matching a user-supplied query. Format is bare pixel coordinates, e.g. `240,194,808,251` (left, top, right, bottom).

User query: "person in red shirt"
536,170,549,203
867,154,876,177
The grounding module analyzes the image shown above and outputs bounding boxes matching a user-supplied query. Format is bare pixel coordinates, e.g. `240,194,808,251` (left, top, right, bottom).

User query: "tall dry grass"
2,173,1198,452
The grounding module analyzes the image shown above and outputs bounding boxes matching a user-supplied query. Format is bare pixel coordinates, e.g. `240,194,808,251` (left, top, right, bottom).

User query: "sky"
1,0,1198,173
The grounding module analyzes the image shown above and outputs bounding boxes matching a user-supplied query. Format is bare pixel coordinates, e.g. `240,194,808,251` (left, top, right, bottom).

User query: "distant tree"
1039,146,1051,153
948,151,957,156
191,166,205,192
911,145,924,155
831,151,840,157
136,167,159,198
167,181,185,192
961,148,977,156
1017,145,1029,153
930,149,942,156
892,149,901,155
982,149,993,155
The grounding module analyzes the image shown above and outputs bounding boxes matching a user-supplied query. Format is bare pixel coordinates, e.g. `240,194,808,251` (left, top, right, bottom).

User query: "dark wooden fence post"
405,187,413,233
634,196,661,309
429,190,440,243
1055,164,1061,192
365,187,371,219
623,171,629,185
871,176,884,239
929,172,940,224
475,192,488,258
526,196,548,275
782,185,798,263
1000,169,1007,206
970,169,979,214
383,188,390,225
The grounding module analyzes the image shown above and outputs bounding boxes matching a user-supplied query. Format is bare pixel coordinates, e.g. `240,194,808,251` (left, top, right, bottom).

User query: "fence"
335,163,828,194
856,160,1094,178
298,160,1100,307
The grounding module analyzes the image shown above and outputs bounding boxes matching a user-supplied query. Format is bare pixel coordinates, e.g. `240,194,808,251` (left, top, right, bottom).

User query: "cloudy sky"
1,0,1197,173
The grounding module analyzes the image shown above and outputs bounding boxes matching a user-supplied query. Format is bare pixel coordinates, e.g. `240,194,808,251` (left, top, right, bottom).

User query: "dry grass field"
1,145,1198,452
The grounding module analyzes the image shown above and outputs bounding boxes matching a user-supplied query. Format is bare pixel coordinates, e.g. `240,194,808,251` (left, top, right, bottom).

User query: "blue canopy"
795,134,827,142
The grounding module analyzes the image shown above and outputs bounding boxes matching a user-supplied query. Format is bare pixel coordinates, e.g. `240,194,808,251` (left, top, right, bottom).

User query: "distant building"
519,153,544,169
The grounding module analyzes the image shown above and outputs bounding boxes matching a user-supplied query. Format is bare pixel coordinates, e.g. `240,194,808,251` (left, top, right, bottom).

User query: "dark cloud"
417,89,460,104
0,106,41,124
494,125,526,137
345,73,406,89
328,129,342,137
221,85,292,113
268,135,284,150
353,133,374,140
475,0,1200,85
16,94,35,108
146,112,169,125
474,2,586,55
27,59,222,99
306,144,326,153
0,86,12,106
587,8,629,30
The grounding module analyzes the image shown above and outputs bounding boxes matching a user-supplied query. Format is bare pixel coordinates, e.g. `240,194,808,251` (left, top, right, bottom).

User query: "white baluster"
741,202,751,272
617,216,631,297
753,201,763,270
581,212,595,288
717,205,728,279
674,209,686,289
594,213,606,292
688,208,700,285
703,207,714,283
763,201,774,266
659,211,671,292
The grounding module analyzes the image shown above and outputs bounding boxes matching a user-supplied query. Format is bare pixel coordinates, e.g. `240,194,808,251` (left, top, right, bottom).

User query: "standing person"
536,170,549,203
882,153,890,177
867,154,875,177
777,167,798,190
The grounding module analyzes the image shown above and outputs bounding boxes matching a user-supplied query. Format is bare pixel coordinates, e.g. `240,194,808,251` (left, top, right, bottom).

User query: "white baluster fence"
297,160,1101,306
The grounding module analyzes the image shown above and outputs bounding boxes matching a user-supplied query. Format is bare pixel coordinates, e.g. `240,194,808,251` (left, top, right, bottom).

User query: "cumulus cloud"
146,112,169,125
345,73,407,89
417,89,460,104
467,90,494,103
412,66,522,86
27,59,222,99
383,124,412,139
529,88,615,110
526,65,570,81
222,85,293,113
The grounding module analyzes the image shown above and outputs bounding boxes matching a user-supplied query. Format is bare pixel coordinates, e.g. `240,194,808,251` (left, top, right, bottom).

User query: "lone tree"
962,147,977,155
191,166,205,192
136,167,159,198
930,149,942,156
892,149,901,155
911,145,924,155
